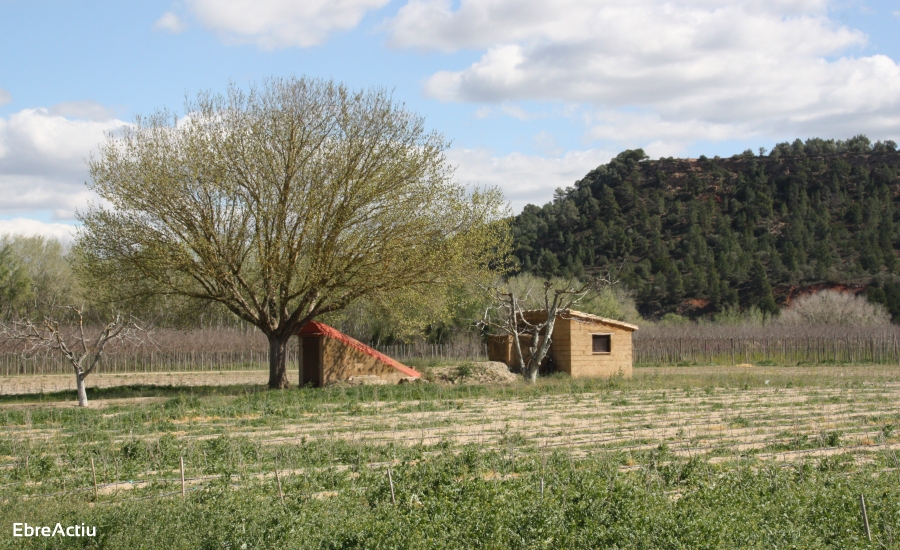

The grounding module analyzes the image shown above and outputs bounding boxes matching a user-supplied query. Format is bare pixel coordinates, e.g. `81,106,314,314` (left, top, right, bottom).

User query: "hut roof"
296,322,421,378
521,309,639,332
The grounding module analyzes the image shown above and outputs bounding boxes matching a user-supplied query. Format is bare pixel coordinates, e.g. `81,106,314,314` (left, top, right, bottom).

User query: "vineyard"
633,335,900,366
8,325,900,378
0,329,490,377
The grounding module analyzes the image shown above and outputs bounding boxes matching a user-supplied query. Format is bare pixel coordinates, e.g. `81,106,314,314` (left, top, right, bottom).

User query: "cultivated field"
0,370,268,396
3,364,900,548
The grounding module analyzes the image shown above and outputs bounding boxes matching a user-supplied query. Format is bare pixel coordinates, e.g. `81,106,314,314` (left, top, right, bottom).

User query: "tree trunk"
267,333,291,389
522,319,555,384
525,362,539,384
76,371,88,407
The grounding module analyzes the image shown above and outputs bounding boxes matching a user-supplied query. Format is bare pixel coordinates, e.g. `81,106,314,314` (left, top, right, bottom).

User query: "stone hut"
296,322,421,387
487,309,638,378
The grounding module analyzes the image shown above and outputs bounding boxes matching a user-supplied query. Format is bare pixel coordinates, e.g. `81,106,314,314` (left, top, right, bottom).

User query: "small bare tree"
1,307,146,406
480,275,614,383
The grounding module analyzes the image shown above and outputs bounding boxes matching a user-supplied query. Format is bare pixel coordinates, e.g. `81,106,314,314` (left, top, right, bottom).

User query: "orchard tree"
76,77,509,389
1,307,145,407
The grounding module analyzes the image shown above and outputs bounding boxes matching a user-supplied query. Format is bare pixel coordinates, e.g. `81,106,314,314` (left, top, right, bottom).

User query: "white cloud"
186,0,390,49
48,101,117,122
391,0,900,143
0,107,127,219
389,0,837,51
0,89,11,106
0,218,77,243
154,11,188,34
584,109,755,153
473,101,544,120
447,146,615,211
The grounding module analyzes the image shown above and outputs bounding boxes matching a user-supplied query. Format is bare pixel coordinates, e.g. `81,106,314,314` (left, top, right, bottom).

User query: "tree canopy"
76,76,510,388
511,136,900,320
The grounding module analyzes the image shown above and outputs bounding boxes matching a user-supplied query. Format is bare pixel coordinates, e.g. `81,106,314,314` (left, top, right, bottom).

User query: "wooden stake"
860,494,871,542
387,465,396,505
90,457,98,501
180,456,186,498
274,459,285,506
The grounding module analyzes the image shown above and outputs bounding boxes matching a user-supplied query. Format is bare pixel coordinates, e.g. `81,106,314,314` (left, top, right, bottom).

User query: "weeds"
3,365,900,548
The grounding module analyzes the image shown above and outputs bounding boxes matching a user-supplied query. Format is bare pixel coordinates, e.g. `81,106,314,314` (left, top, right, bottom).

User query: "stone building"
296,322,420,386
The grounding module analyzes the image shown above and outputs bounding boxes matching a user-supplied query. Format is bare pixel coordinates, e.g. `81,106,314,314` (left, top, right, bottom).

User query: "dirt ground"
4,364,900,482
0,361,522,395
0,370,268,395
2,363,896,396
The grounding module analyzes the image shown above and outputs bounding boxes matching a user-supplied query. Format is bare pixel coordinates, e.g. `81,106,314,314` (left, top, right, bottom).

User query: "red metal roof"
297,321,421,378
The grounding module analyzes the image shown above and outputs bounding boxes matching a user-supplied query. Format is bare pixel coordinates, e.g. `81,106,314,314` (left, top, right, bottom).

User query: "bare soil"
5,365,900,469
2,363,891,396
5,364,900,499
0,370,267,395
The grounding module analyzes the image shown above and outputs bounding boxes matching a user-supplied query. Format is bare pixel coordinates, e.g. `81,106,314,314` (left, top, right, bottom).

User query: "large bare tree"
76,77,509,388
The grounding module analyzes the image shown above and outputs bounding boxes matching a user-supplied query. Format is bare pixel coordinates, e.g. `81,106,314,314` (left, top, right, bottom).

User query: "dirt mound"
425,361,519,385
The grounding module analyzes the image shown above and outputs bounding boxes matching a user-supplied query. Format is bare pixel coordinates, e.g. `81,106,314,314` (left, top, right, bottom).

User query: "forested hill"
511,136,900,320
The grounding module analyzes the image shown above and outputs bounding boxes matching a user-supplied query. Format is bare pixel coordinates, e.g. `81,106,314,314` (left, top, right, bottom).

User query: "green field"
3,365,900,548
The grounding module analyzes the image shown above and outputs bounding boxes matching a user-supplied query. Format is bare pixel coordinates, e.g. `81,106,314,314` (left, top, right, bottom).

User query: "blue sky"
2,0,900,240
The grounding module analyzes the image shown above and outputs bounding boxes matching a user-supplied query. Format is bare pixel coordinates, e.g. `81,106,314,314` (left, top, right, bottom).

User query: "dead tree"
1,307,146,406
480,276,614,383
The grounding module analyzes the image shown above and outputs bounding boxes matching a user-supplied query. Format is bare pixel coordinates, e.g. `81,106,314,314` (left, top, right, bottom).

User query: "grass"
4,451,899,549
3,364,900,548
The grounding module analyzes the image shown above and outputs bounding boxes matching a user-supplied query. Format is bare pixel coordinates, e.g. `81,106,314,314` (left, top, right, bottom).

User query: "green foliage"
74,77,510,387
3,366,900,549
576,283,642,323
324,280,495,345
659,312,689,325
511,138,900,320
0,242,31,318
2,449,897,549
865,274,900,320
0,235,78,320
454,361,475,379
712,305,770,326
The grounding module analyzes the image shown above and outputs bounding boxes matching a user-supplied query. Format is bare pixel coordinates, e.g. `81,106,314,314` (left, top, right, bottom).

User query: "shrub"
455,361,475,379
778,290,891,326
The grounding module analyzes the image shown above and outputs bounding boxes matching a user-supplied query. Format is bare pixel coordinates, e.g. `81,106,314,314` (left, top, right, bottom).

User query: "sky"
1,0,900,241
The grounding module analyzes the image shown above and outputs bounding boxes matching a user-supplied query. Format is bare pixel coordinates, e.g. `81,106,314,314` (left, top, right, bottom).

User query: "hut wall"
563,319,633,379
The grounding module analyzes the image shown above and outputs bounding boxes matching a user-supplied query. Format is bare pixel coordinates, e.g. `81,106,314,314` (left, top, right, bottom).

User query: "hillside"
511,136,900,319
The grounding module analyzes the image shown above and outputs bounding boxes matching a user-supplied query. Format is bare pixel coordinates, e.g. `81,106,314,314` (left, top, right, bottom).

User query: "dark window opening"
592,334,611,353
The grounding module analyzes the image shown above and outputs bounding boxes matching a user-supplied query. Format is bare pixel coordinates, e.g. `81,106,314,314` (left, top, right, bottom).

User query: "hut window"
592,334,611,353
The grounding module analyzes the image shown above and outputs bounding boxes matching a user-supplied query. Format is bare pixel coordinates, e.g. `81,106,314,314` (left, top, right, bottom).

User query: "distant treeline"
0,235,248,329
511,135,900,320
